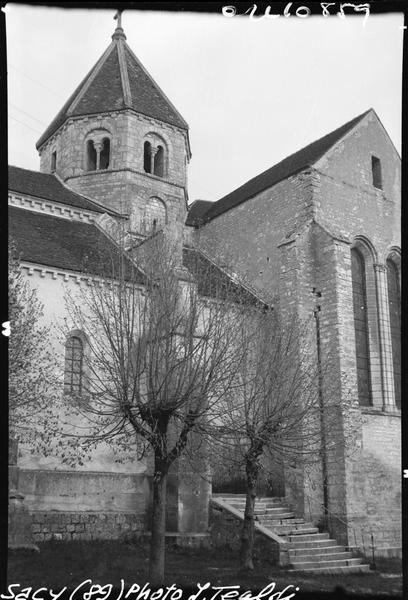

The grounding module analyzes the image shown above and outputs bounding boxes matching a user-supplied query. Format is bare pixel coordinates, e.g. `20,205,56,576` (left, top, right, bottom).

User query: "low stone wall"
209,500,288,565
19,469,149,513
31,511,145,543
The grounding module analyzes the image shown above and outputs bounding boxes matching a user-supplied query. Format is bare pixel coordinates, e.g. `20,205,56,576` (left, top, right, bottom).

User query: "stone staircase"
213,494,370,574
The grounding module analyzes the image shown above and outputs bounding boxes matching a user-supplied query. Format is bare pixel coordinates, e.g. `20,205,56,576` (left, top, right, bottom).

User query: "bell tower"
36,11,191,237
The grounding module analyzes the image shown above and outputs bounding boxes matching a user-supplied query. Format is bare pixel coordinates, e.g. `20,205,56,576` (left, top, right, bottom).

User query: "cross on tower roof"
112,9,126,40
114,10,122,29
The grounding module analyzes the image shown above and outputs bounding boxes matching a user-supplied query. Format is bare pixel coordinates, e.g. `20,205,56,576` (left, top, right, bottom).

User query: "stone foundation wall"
19,469,150,513
31,511,145,543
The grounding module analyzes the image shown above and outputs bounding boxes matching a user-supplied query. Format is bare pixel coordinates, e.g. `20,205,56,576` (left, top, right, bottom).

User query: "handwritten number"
2,321,10,337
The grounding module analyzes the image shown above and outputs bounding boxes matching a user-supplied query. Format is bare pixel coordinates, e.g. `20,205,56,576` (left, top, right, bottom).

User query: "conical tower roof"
36,20,188,149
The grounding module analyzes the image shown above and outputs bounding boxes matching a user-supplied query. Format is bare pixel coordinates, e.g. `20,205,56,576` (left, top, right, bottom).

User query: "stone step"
230,504,286,514
288,545,346,557
290,551,354,563
286,538,338,549
284,532,330,542
266,524,316,535
228,499,285,508
256,512,295,521
265,517,307,526
215,494,370,575
257,506,292,513
288,564,371,574
213,494,247,498
289,557,364,570
274,526,320,536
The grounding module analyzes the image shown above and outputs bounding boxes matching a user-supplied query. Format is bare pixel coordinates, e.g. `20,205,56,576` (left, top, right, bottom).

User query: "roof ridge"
8,165,122,217
309,108,372,165
202,109,373,223
124,41,189,130
37,36,189,148
117,39,132,107
67,42,116,116
186,245,269,306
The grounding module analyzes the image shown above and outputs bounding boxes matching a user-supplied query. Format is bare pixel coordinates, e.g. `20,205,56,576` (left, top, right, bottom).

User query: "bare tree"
8,238,60,449
62,233,256,583
209,307,340,571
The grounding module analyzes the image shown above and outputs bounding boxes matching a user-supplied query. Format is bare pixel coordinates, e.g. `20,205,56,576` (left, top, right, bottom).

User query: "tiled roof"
37,31,188,148
202,109,372,223
185,200,213,227
182,246,262,305
8,166,119,215
9,206,144,282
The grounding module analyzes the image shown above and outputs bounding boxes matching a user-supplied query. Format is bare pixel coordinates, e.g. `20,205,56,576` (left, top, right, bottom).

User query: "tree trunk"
240,459,259,571
149,463,167,585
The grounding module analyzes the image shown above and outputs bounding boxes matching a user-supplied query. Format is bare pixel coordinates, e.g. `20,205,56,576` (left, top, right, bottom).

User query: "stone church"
8,16,401,565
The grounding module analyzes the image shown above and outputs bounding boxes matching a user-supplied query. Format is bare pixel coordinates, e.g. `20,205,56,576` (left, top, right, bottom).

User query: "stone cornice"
8,193,97,223
39,108,189,155
64,167,186,192
20,261,144,290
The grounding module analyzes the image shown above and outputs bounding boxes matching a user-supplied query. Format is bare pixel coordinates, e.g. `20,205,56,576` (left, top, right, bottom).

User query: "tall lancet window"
100,138,110,170
144,141,152,173
351,248,372,406
64,335,84,395
86,140,97,171
386,257,401,409
154,145,164,177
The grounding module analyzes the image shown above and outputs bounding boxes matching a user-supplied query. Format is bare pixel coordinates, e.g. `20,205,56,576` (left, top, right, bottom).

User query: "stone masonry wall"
39,112,188,187
39,111,188,229
31,511,144,543
198,113,401,553
197,171,315,298
356,411,401,552
314,112,400,259
18,469,150,513
209,502,280,564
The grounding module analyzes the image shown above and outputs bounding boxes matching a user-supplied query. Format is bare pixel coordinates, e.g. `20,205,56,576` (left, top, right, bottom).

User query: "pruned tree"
8,238,60,448
209,306,341,571
62,233,256,583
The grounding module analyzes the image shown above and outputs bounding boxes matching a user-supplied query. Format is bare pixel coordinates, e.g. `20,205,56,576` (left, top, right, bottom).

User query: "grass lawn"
7,541,402,598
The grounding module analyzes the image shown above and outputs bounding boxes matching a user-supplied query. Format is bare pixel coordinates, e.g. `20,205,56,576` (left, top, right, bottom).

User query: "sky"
5,3,403,203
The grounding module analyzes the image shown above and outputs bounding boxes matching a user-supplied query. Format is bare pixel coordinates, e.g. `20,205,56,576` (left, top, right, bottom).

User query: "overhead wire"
9,103,47,126
9,115,43,134
8,63,66,100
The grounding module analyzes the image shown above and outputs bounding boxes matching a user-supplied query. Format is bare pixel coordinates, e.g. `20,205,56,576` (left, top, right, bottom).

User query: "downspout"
313,289,329,530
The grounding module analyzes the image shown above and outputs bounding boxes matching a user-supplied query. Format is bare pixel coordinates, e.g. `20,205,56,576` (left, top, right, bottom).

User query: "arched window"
64,335,84,395
85,131,111,171
86,140,97,171
142,135,167,177
386,257,401,409
351,248,372,406
371,156,382,190
51,151,57,173
144,197,167,235
154,145,164,177
99,137,110,170
144,141,152,173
